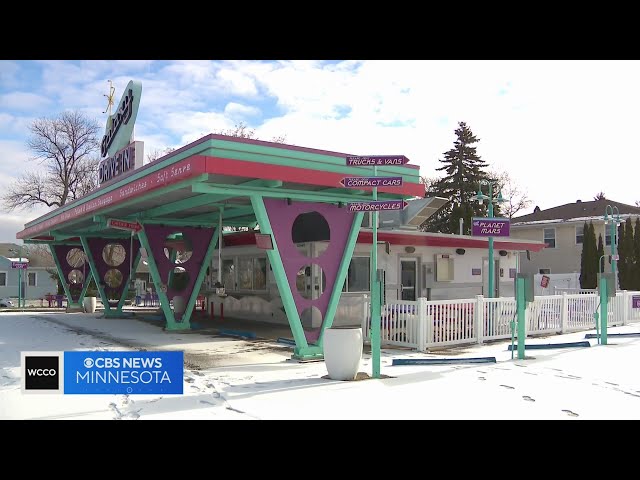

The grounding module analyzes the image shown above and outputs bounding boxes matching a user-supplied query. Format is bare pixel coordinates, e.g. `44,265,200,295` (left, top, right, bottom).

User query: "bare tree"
420,175,441,197
146,147,175,164
2,111,100,211
216,121,288,144
491,170,532,219
594,192,606,200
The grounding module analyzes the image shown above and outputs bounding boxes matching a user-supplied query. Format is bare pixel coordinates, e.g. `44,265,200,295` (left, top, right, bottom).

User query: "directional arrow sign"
107,218,142,232
346,155,410,166
340,176,404,188
346,200,409,212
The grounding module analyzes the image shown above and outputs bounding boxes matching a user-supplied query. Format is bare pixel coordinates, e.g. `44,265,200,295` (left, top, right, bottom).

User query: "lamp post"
9,246,24,308
476,180,505,299
604,205,621,288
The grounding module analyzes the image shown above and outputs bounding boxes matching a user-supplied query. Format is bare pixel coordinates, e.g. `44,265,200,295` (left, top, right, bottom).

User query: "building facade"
0,244,58,300
511,199,640,278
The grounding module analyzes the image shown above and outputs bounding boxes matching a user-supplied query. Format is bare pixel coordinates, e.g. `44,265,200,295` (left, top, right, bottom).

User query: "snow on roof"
513,213,640,226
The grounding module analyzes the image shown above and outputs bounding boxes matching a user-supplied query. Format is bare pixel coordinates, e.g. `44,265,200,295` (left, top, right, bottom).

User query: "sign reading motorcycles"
98,141,144,185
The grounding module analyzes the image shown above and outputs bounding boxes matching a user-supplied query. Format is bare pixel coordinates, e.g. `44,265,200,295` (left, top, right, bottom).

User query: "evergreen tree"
421,122,497,234
579,221,590,288
634,218,640,290
580,222,598,289
597,233,605,275
620,218,635,289
617,221,627,289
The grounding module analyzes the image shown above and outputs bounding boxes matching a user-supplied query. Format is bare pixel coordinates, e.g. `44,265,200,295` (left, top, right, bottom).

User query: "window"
543,228,556,248
0,272,6,287
605,231,612,246
222,259,235,289
575,225,584,244
28,272,36,287
229,256,267,291
321,257,370,293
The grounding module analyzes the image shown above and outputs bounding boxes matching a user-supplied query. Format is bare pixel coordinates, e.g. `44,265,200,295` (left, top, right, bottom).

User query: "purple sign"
347,200,408,212
471,217,510,237
346,155,410,166
632,295,640,309
340,176,403,188
11,262,28,269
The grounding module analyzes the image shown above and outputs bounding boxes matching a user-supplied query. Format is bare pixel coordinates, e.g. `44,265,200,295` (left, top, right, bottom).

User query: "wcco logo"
21,352,62,393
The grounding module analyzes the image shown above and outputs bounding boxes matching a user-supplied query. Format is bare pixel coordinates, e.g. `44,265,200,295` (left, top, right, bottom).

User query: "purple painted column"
51,244,91,303
263,199,355,342
141,225,216,319
85,238,141,302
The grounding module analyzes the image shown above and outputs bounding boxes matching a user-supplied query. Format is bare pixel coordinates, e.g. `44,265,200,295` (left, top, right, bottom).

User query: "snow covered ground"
1,311,639,420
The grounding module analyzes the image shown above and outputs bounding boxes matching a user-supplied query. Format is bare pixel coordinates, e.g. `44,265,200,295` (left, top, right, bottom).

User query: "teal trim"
193,183,405,203
137,227,181,329
370,165,381,378
182,227,220,325
210,139,421,181
134,218,215,227
80,236,111,314
317,212,364,347
249,195,309,354
143,194,223,218
600,278,608,345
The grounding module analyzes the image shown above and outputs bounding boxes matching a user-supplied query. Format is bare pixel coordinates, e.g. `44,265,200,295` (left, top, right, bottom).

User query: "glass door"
400,259,418,301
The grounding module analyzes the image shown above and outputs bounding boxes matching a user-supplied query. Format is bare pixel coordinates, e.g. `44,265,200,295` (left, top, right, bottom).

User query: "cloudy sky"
1,60,639,244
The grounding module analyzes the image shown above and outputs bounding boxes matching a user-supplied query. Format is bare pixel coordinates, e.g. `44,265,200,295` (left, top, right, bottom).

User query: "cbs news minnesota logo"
21,351,183,395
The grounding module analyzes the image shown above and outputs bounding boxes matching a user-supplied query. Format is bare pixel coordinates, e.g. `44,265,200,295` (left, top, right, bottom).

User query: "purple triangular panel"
51,244,90,303
85,237,141,302
263,199,356,341
141,225,215,312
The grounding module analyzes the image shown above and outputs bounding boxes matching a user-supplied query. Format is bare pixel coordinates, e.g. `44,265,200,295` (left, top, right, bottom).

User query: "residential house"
0,243,58,300
510,199,640,282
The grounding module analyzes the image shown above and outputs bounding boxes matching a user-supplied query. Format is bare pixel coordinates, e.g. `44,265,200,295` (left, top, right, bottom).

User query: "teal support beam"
370,165,381,379
317,211,364,346
600,277,608,345
249,195,319,359
49,245,82,307
516,276,526,360
115,249,141,313
137,226,182,330
181,227,220,325
79,236,111,313
142,194,224,218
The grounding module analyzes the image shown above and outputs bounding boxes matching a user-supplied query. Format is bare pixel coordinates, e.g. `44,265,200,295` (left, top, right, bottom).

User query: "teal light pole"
604,205,620,288
9,246,24,308
476,180,505,299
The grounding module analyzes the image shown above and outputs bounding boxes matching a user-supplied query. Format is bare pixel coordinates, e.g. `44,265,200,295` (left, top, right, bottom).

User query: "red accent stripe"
201,155,424,197
358,231,545,252
221,230,545,252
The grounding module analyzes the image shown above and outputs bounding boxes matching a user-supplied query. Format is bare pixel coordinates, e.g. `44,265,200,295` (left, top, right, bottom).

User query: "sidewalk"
1,311,639,419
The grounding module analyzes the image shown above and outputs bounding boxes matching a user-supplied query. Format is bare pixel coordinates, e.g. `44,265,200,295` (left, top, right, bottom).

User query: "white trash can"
323,327,363,381
83,296,97,313
173,295,186,315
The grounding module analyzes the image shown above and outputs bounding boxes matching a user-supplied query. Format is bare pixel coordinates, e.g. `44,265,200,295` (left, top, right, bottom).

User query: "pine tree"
580,222,598,289
620,218,635,289
633,218,640,290
597,233,605,275
421,122,496,234
618,221,627,289
579,221,590,288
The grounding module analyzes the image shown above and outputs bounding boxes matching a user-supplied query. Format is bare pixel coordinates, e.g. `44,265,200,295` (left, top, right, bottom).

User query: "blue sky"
2,60,640,243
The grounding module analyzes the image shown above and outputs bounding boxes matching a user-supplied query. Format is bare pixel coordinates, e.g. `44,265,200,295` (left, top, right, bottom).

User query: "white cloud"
0,92,52,111
0,61,21,88
224,102,261,118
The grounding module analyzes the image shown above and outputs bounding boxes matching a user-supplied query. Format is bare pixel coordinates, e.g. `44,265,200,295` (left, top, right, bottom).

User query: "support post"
370,165,381,379
317,211,364,345
560,292,568,333
250,195,318,359
79,237,110,312
600,278,608,345
137,227,182,330
516,276,526,360
49,244,80,308
475,294,484,344
181,227,220,325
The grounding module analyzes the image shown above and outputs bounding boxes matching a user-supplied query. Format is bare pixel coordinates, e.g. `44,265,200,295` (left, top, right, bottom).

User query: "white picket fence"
363,290,640,351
